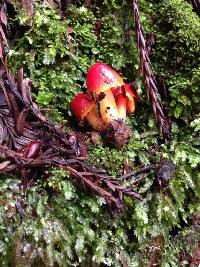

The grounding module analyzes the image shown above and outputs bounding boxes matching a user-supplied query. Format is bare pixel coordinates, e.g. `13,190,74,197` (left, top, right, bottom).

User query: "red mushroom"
86,63,134,148
86,62,124,124
124,84,136,114
71,93,105,132
115,93,127,119
70,63,137,148
112,84,136,119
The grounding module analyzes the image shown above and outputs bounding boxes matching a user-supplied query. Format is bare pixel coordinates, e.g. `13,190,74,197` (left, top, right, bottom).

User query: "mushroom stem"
99,89,119,124
85,108,105,132
112,84,136,115
116,94,127,120
127,99,135,114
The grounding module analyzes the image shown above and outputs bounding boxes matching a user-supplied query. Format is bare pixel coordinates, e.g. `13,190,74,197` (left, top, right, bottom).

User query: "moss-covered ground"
0,0,200,266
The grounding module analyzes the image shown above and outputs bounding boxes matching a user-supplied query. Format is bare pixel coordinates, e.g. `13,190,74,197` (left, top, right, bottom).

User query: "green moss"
1,0,200,266
9,2,137,123
139,0,200,123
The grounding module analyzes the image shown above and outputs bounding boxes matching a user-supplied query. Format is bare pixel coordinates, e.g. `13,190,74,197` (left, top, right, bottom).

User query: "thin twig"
133,0,172,142
119,164,159,180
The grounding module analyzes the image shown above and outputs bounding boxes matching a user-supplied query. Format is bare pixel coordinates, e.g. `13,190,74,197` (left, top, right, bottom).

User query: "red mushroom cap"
112,84,135,99
71,93,95,119
111,86,121,96
123,84,134,100
112,84,136,114
124,84,135,113
86,62,124,95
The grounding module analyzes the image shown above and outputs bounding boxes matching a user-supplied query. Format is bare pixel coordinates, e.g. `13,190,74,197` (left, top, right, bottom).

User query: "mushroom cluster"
71,62,137,148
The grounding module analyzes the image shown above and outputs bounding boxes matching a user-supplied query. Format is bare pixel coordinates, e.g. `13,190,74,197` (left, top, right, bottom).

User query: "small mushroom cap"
111,86,121,96
123,84,135,101
112,84,135,101
124,84,135,114
86,62,124,95
112,84,136,114
71,93,95,119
